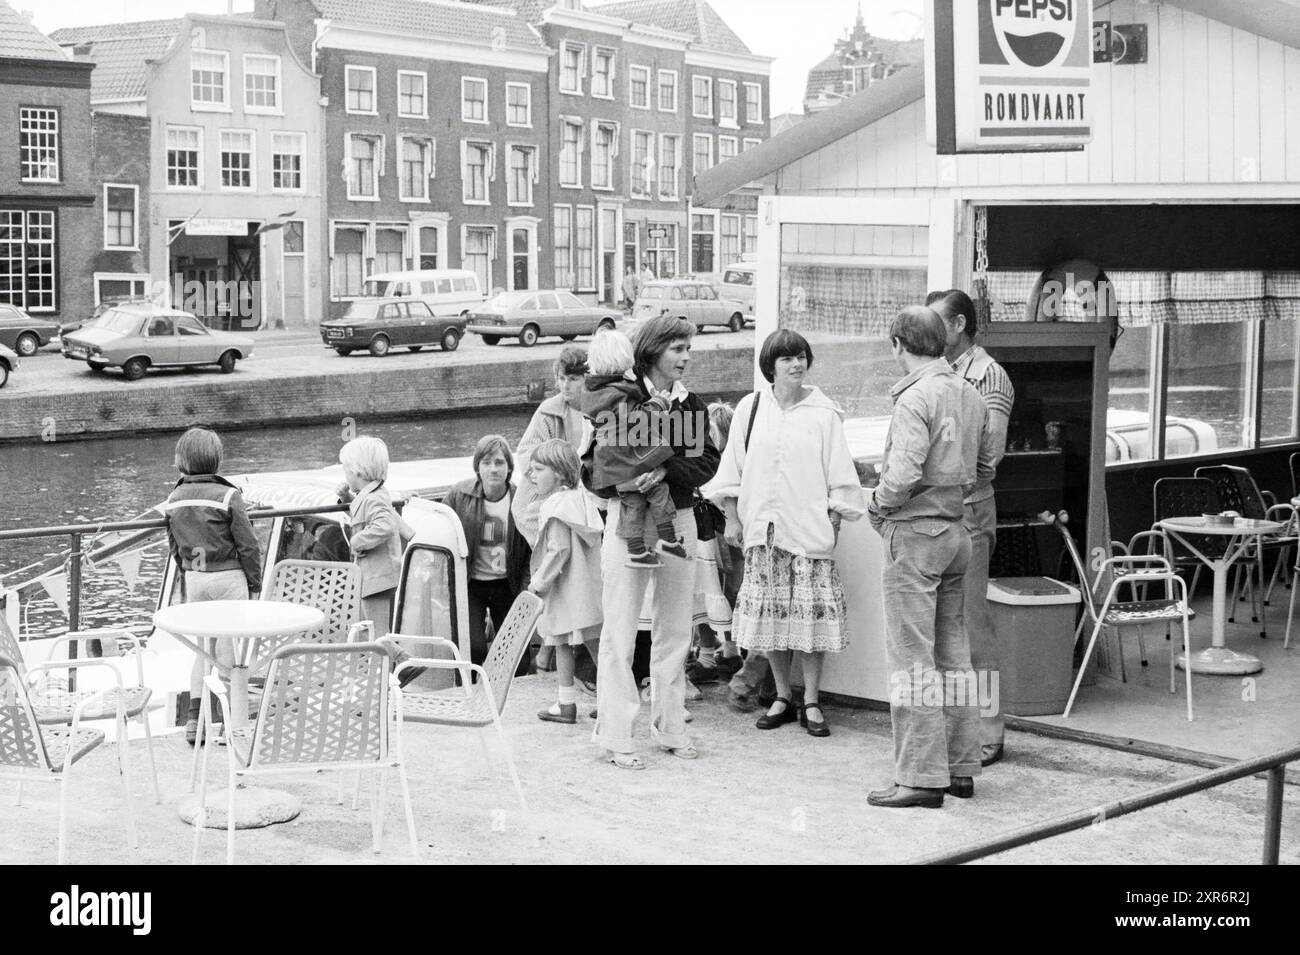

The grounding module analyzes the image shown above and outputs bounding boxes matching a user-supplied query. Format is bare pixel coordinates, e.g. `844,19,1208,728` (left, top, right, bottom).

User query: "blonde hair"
339,435,390,484
707,401,734,452
175,427,222,475
586,328,635,376
531,438,581,489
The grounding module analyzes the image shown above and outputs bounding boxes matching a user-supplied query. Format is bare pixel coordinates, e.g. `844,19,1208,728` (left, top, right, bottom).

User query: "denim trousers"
593,499,697,755
962,496,1003,748
881,518,981,788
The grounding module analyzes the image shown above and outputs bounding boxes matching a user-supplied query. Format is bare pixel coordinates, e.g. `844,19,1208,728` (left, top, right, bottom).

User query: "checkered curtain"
778,265,929,337
983,270,1300,327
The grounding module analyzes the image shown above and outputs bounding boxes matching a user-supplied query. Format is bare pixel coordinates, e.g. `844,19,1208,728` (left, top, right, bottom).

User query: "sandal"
664,742,699,759
608,751,646,771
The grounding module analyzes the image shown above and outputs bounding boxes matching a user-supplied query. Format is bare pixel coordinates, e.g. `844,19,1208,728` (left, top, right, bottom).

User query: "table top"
153,600,325,640
1158,516,1285,536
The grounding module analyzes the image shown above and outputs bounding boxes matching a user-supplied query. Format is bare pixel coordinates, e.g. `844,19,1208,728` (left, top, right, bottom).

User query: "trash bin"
987,576,1082,716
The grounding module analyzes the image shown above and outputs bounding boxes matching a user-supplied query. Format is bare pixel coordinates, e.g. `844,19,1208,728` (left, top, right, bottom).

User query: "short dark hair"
757,328,814,383
632,314,695,378
472,434,514,484
175,427,222,475
554,345,588,378
928,289,978,338
889,306,947,358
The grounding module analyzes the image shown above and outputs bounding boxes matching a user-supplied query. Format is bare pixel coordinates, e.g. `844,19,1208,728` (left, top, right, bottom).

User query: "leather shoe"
981,743,1004,767
946,776,974,799
867,785,944,809
800,700,831,738
755,697,798,730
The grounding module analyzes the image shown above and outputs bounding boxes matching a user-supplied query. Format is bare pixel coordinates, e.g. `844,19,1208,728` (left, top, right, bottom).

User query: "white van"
362,269,486,320
719,261,756,314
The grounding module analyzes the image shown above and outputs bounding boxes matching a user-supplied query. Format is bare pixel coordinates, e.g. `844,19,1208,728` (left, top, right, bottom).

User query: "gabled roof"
312,0,546,50
459,0,549,24
50,19,181,102
0,1,68,62
589,0,751,54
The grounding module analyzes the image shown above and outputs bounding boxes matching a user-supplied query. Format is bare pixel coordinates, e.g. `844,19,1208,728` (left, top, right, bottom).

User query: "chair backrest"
0,615,23,675
1153,477,1227,559
1193,465,1266,519
0,655,50,772
250,560,363,676
1045,512,1100,623
251,642,389,768
1290,452,1300,500
480,591,544,714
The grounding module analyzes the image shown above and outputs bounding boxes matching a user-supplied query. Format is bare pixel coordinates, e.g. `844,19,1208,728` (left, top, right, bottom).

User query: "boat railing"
910,742,1300,865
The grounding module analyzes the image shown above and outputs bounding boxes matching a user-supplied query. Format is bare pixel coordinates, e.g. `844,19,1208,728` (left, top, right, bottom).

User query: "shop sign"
647,226,668,239
926,0,1093,154
185,218,250,236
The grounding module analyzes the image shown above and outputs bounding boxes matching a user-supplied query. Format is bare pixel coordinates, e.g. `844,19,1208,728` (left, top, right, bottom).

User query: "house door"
512,228,530,291
282,221,306,326
228,229,261,331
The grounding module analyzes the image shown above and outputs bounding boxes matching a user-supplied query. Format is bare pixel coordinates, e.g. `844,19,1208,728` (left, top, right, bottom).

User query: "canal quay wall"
0,337,756,444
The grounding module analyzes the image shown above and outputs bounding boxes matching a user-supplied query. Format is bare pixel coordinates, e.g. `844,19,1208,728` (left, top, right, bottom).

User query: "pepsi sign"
926,0,1093,153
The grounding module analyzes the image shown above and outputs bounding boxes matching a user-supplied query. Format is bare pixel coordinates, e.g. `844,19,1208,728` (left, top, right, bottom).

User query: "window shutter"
342,134,352,190
487,143,497,182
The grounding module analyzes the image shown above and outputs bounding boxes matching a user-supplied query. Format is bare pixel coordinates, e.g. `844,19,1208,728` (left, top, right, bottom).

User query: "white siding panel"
1133,6,1162,183
1287,46,1300,181
1257,39,1287,182
1232,29,1261,185
1087,44,1114,183
1206,19,1236,182
1181,11,1211,182
1108,1,1138,183
1157,3,1186,183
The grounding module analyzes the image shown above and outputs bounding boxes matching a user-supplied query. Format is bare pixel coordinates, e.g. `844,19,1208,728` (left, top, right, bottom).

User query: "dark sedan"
0,304,60,356
319,298,466,356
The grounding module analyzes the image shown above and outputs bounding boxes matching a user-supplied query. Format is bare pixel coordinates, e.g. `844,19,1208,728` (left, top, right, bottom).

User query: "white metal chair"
0,652,138,864
1052,512,1195,721
390,591,543,816
194,641,418,865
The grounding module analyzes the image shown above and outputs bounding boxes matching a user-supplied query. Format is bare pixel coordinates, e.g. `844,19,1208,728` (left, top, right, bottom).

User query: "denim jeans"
881,518,981,788
962,496,1003,748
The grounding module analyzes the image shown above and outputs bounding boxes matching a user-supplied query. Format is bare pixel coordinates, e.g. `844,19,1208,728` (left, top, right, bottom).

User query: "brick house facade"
88,112,151,307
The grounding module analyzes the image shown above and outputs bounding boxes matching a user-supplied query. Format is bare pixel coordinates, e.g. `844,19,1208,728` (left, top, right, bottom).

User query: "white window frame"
271,131,306,192
717,135,738,164
19,107,59,183
243,54,282,114
507,143,537,207
461,139,495,205
591,46,616,100
629,64,651,110
718,78,739,128
558,116,585,189
329,221,369,300
554,203,573,289
165,125,203,190
345,65,378,116
398,135,434,203
591,120,619,192
190,49,230,111
658,133,679,202
505,82,532,128
102,183,139,252
460,224,497,290
219,128,256,191
744,81,763,124
743,136,763,152
461,76,489,124
657,69,678,113
630,129,654,199
693,133,713,177
397,70,428,119
92,272,149,306
692,74,713,119
559,41,586,95
574,205,596,292
345,133,382,202
0,209,56,312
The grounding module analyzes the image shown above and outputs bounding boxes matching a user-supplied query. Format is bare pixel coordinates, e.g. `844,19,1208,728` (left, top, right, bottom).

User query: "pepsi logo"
992,0,1078,69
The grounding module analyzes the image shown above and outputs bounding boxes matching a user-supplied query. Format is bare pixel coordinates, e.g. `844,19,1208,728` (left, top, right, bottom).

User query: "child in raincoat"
526,439,604,724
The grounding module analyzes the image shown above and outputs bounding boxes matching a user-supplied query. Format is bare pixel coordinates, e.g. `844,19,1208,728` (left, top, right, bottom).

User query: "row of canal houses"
2,0,771,328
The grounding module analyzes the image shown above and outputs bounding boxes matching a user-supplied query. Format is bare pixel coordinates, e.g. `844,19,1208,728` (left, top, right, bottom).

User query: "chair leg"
117,716,138,851
371,768,389,854
226,768,238,866
192,691,215,864
1115,628,1128,684
1228,565,1240,623
1064,617,1107,718
1181,614,1194,722
58,767,71,866
1286,573,1298,650
189,692,206,793
489,712,530,815
1256,550,1267,636
1136,625,1148,668
140,713,161,805
351,770,363,811
397,762,420,861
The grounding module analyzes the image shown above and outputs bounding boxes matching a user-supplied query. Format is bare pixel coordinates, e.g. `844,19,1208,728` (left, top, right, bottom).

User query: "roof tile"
312,0,545,50
49,18,181,103
590,0,752,54
0,1,69,62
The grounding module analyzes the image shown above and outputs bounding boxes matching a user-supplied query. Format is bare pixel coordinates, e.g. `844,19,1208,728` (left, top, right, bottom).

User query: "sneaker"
626,551,662,569
657,538,689,561
685,660,720,685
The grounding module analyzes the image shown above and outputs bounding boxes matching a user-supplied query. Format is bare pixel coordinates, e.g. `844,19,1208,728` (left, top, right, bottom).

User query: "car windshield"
641,287,664,300
92,310,145,334
342,301,384,321
486,292,532,309
723,270,753,285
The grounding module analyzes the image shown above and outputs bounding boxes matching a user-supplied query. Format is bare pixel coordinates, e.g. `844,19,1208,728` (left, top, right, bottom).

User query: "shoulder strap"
744,391,760,452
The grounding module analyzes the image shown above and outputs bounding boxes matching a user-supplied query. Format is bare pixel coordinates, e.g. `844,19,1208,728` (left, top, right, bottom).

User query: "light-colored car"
0,303,60,357
61,303,254,381
362,268,485,320
719,262,756,315
466,290,622,347
319,298,466,356
632,279,748,332
0,341,17,388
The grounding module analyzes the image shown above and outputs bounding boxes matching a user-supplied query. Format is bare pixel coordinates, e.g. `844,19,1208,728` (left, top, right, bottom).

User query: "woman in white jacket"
711,330,865,738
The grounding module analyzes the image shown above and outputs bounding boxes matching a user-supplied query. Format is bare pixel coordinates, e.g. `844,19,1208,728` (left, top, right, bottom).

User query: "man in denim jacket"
866,306,992,809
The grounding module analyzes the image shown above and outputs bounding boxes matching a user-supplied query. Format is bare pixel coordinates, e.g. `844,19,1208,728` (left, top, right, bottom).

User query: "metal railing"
911,743,1300,865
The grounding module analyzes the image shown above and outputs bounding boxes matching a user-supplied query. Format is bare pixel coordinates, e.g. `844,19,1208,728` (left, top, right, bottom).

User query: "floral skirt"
733,527,849,654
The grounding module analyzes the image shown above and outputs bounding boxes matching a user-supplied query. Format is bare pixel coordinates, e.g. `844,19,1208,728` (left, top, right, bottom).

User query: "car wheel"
519,325,540,348
87,361,107,373
15,332,39,357
560,334,578,342
408,345,423,353
441,328,461,352
218,350,238,374
0,362,8,388
728,313,744,333
369,335,391,357
481,334,501,346
333,346,353,356
122,357,149,381
596,319,616,333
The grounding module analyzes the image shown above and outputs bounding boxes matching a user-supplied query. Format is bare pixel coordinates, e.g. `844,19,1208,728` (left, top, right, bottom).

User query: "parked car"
61,296,160,338
631,280,748,332
319,298,465,356
0,304,60,357
362,268,485,320
60,303,254,381
719,262,756,315
1105,409,1219,463
466,290,622,347
0,342,17,388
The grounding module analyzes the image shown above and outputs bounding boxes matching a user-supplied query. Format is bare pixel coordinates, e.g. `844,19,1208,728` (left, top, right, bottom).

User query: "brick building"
0,2,97,325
